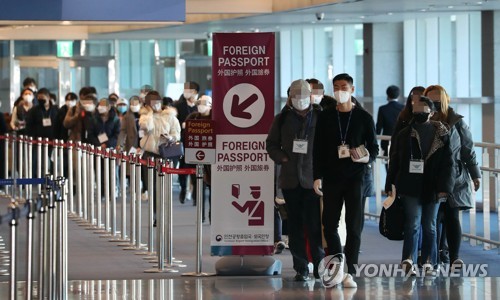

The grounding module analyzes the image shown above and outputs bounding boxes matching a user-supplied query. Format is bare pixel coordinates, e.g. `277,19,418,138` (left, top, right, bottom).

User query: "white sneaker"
341,274,357,288
423,263,437,278
451,259,464,272
141,191,148,201
401,259,416,277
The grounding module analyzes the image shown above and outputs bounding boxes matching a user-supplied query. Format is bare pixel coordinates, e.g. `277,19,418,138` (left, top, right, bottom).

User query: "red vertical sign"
212,32,275,134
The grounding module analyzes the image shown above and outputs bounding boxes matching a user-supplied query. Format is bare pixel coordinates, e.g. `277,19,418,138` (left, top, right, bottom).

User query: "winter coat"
444,108,481,209
139,106,181,155
386,120,455,203
63,103,96,143
117,110,140,152
25,104,59,140
266,106,320,190
87,108,121,148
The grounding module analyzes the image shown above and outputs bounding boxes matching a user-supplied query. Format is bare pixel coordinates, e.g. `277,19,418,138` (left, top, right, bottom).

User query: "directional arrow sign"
195,150,205,160
223,83,265,128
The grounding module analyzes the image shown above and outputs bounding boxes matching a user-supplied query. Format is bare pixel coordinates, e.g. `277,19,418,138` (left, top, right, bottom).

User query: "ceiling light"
61,21,71,25
448,5,454,8
387,12,393,15
360,15,365,19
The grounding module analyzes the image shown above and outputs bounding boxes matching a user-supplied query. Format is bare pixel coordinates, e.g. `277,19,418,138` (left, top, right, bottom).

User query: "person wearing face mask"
10,88,35,134
386,97,455,277
26,88,59,174
305,78,325,109
312,73,378,287
266,79,324,282
423,85,481,271
64,89,98,144
117,96,142,154
139,91,181,208
174,81,200,204
184,95,213,220
116,98,129,118
87,98,120,149
53,92,78,179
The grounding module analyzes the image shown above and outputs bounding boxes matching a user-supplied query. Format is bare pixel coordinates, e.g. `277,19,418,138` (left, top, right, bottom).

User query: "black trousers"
322,174,364,274
141,151,161,215
437,202,461,262
282,186,324,275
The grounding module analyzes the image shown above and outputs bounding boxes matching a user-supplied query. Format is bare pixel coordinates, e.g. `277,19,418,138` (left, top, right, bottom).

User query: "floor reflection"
0,276,498,299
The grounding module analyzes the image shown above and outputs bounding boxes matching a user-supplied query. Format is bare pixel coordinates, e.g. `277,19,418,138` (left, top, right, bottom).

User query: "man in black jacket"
174,81,199,203
313,73,378,287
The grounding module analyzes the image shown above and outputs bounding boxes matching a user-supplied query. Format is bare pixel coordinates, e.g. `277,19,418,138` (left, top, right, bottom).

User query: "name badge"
409,159,424,174
292,139,308,154
138,129,145,138
338,144,350,159
42,118,52,127
98,133,109,144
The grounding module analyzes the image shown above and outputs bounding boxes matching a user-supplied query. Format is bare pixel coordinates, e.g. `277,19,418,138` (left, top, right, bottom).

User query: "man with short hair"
376,85,404,162
313,73,378,288
174,81,200,203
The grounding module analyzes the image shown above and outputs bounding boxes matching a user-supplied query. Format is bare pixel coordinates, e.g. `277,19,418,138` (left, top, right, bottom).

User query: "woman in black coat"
386,96,455,277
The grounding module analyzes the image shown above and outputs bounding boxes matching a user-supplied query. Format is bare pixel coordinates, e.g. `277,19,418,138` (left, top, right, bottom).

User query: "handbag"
379,195,405,241
159,141,184,159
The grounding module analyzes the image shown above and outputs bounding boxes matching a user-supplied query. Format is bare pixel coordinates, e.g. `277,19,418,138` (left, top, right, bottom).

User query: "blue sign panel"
0,0,185,22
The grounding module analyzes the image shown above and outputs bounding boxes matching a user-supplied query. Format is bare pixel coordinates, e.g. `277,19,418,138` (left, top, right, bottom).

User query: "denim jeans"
401,195,439,266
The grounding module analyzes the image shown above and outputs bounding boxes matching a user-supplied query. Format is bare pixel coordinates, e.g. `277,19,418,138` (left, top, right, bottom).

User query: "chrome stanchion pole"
118,151,128,242
19,135,24,201
53,140,59,179
68,141,75,215
100,149,112,237
80,144,88,223
37,137,43,195
27,137,33,200
25,198,36,300
140,156,155,256
38,188,48,299
183,165,214,277
43,138,49,176
47,175,56,298
164,161,184,268
110,149,121,241
94,147,104,232
24,136,30,199
145,160,177,274
8,203,19,300
122,154,136,249
88,145,95,227
55,177,67,299
11,132,17,200
4,133,9,195
134,155,145,251
76,142,83,218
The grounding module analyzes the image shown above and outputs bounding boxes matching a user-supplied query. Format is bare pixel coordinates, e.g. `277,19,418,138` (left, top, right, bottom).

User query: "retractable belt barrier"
0,133,200,298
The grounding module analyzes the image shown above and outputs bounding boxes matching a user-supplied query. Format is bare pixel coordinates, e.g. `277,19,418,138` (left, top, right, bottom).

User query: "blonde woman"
424,85,481,270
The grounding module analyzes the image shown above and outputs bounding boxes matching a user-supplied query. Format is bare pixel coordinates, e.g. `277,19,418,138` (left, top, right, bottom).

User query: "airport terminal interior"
1,0,500,299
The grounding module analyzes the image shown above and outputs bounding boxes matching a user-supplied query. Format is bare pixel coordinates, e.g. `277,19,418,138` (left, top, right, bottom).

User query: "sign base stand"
215,256,282,276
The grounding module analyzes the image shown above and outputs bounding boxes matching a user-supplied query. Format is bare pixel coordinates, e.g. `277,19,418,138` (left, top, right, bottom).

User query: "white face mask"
130,105,140,113
197,105,210,114
152,103,162,111
312,95,323,105
334,90,351,104
183,91,192,100
97,105,108,114
291,97,311,111
139,92,146,100
23,94,34,103
67,100,77,108
83,103,96,112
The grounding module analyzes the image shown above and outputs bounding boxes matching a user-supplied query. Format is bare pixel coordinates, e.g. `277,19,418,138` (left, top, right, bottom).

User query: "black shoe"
179,190,186,204
294,272,309,282
439,250,450,264
153,220,156,227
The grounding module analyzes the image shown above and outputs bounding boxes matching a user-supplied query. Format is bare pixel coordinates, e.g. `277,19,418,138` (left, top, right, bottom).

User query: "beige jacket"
139,106,180,154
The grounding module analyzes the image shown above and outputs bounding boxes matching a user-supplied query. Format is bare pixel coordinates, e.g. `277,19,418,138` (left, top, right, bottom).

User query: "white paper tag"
338,144,350,159
42,118,52,127
138,129,145,138
98,133,109,144
409,159,424,174
292,139,308,154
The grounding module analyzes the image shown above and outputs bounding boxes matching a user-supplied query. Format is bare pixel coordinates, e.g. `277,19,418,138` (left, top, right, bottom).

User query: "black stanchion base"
214,256,282,276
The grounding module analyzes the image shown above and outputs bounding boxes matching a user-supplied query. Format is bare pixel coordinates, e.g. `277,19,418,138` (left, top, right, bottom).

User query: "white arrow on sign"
223,83,265,128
